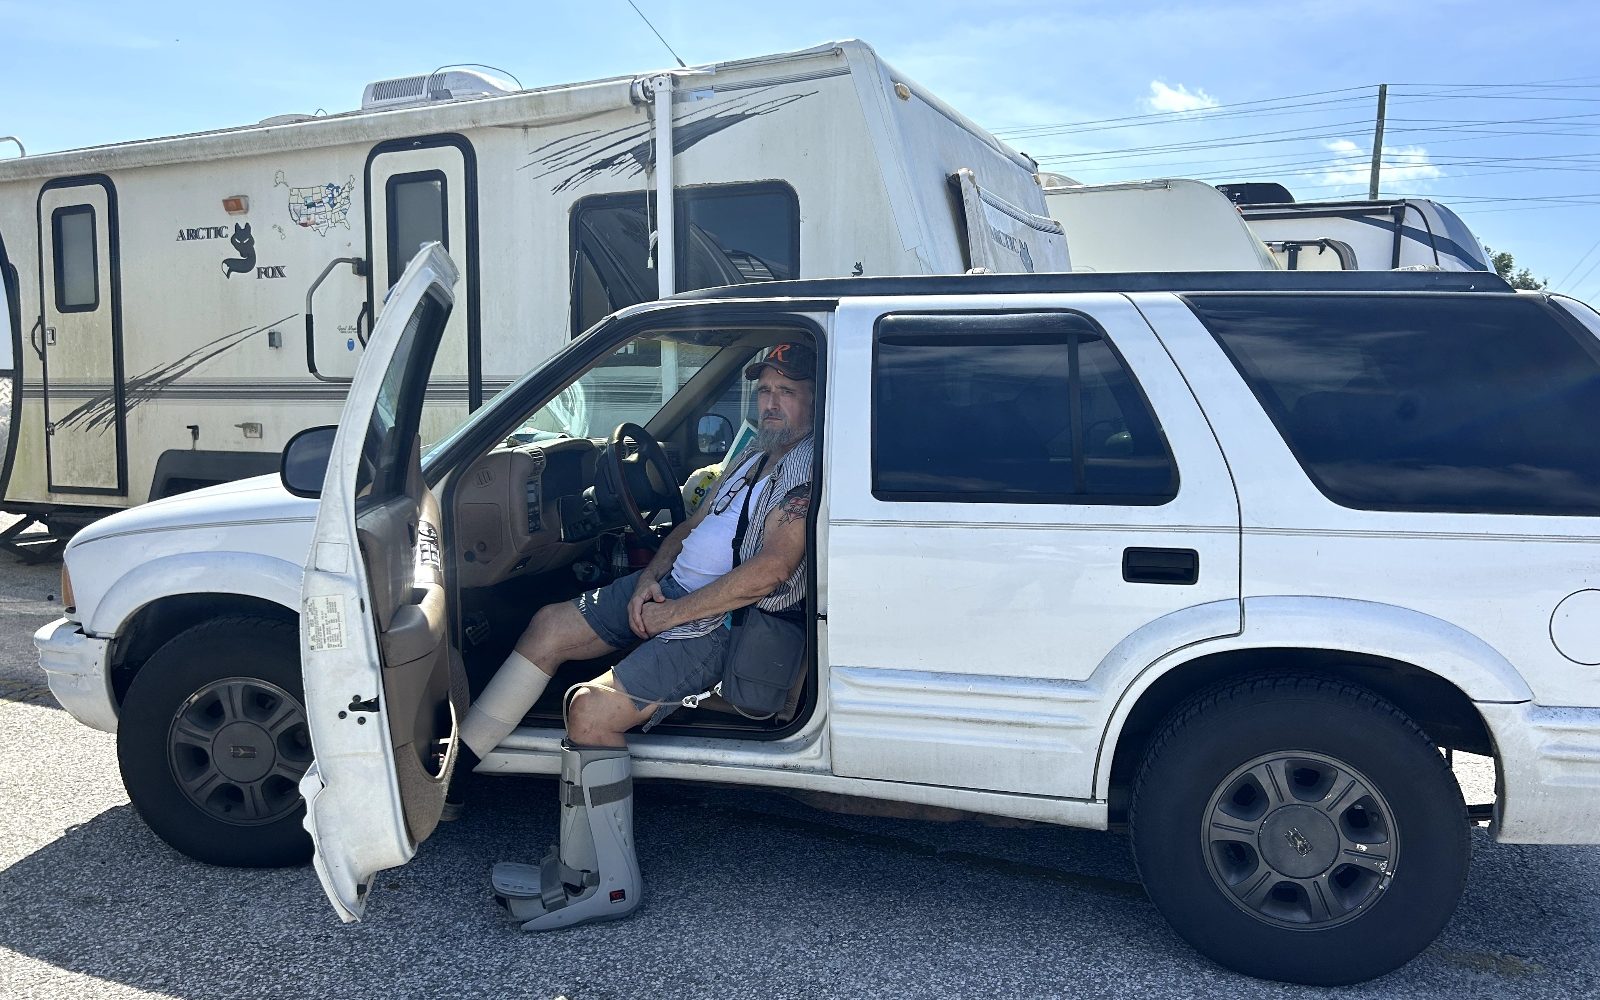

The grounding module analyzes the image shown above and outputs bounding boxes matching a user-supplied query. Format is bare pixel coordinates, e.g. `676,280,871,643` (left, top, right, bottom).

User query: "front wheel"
1131,674,1469,986
117,616,313,867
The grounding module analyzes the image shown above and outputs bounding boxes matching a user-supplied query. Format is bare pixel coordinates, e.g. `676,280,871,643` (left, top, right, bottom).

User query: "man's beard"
755,420,794,453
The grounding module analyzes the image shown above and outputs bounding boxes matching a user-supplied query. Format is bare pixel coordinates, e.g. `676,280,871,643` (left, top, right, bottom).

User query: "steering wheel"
606,422,687,550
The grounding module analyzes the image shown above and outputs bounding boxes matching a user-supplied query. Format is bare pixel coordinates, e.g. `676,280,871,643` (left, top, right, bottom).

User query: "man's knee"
566,682,609,730
525,602,563,640
566,680,634,744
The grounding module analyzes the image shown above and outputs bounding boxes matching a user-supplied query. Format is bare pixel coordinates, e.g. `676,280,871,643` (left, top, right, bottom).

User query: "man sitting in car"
454,340,817,930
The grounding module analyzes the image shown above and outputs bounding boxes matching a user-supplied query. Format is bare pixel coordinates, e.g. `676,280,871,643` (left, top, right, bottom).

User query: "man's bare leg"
516,600,619,667
566,669,656,748
461,602,624,759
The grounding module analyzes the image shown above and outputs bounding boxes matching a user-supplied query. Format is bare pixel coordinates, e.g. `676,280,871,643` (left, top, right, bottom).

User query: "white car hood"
68,474,317,547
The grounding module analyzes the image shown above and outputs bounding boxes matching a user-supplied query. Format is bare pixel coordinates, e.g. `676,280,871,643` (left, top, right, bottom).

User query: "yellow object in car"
683,465,723,512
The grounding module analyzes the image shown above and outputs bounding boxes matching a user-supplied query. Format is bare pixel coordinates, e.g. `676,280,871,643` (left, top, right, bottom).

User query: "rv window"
387,172,448,287
569,183,799,336
871,312,1177,505
52,206,98,312
680,186,798,289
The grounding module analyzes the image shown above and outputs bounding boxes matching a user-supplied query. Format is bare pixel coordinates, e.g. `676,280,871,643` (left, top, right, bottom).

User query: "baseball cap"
743,341,816,381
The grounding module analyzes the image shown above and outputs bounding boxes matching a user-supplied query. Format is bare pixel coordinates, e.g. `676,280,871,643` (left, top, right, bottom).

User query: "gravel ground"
0,514,1595,999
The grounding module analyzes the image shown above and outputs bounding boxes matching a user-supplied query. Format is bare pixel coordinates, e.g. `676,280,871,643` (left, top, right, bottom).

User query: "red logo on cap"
768,343,792,363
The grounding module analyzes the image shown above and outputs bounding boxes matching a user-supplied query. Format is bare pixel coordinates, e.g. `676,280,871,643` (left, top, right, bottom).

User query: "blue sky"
8,0,1600,297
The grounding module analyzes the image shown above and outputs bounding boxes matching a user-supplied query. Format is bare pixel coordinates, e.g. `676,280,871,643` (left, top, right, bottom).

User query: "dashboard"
451,437,608,588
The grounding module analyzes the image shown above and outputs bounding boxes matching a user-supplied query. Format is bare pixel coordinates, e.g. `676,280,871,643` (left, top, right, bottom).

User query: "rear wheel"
1130,674,1469,986
117,616,313,867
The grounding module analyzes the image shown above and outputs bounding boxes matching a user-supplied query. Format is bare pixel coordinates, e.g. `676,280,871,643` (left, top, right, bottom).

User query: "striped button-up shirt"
658,434,814,639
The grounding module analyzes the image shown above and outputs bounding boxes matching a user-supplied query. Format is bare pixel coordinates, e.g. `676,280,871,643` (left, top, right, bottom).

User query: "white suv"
37,246,1600,985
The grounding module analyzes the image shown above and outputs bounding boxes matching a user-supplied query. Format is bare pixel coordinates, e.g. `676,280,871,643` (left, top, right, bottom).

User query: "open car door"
298,244,463,922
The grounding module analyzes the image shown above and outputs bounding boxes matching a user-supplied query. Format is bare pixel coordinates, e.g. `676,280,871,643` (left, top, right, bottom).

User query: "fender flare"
87,549,303,637
1092,595,1533,800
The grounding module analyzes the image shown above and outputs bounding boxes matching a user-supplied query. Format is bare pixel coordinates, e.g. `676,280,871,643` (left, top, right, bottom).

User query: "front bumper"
34,617,117,733
1480,701,1600,844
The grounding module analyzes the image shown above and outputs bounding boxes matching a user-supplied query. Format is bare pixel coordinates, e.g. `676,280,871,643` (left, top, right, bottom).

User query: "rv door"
952,168,1071,273
365,137,479,410
297,243,462,923
37,180,125,494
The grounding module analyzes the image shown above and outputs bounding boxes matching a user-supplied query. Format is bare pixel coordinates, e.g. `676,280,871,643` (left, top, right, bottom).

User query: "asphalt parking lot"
1,515,1596,999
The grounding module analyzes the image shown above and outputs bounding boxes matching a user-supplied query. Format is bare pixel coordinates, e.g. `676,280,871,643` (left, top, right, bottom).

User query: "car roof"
674,269,1512,302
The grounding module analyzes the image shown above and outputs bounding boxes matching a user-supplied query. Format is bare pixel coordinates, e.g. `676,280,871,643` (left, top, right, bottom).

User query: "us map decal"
275,171,355,234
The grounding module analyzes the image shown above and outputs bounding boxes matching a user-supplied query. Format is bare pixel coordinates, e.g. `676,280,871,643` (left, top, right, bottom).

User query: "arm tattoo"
776,493,811,527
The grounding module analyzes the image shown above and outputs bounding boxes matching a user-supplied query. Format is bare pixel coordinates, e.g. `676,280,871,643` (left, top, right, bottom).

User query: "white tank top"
670,464,769,592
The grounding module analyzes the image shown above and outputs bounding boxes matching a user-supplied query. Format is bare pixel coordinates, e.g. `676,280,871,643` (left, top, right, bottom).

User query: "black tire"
117,616,313,867
1130,674,1469,986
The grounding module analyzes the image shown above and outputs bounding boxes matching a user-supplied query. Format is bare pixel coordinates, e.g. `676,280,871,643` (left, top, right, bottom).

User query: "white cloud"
1146,81,1218,114
1320,138,1443,189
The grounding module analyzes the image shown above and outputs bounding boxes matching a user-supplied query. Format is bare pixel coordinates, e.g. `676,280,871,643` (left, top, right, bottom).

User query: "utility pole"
1368,83,1388,200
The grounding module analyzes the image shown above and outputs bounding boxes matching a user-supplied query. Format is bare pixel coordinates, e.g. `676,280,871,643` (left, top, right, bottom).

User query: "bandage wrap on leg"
460,651,549,758
491,743,642,931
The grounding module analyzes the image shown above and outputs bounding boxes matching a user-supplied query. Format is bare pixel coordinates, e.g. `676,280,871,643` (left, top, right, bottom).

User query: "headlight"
60,563,75,613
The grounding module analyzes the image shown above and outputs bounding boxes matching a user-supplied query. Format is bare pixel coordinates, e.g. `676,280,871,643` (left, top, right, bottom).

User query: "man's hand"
628,577,666,639
637,599,677,640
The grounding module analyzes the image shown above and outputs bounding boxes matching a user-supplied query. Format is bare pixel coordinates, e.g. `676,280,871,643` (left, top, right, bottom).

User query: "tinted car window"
872,312,1176,504
1190,293,1600,515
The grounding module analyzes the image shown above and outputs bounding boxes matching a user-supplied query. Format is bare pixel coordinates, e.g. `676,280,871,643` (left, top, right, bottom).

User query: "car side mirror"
281,425,338,498
697,414,733,455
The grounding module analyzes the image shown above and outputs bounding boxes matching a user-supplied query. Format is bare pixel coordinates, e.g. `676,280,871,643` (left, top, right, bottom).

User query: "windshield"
423,323,758,473
512,335,727,441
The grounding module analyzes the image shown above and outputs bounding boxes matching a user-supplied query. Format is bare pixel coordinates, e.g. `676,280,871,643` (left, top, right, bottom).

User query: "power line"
1001,83,1600,145
997,94,1377,141
1394,78,1600,88
1035,119,1375,163
1555,235,1600,288
623,0,687,69
1564,249,1600,296
1392,92,1600,103
989,86,1375,137
1454,203,1600,215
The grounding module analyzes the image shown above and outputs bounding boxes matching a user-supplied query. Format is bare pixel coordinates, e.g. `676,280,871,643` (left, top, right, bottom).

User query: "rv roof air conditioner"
361,69,518,111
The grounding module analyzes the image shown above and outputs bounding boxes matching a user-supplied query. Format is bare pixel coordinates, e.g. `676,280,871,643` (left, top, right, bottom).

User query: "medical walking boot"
491,743,641,931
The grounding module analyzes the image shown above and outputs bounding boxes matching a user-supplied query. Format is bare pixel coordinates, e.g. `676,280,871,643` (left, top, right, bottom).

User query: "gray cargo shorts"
574,570,729,729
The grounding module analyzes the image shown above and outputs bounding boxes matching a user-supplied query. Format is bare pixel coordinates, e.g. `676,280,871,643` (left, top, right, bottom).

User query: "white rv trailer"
1216,183,1491,272
1038,176,1278,271
0,40,1064,551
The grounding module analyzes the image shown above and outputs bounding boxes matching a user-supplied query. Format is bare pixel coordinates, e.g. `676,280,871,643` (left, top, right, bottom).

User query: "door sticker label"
305,594,347,651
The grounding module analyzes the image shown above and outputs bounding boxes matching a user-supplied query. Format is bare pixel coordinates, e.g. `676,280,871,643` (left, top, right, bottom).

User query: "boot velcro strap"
588,776,633,807
559,775,632,807
559,861,600,889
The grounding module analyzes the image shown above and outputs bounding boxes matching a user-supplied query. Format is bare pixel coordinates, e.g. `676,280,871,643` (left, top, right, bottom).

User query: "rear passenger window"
1191,294,1600,515
872,312,1177,504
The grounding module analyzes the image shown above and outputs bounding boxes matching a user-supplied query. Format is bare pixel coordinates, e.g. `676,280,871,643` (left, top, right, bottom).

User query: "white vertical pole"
651,74,678,403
